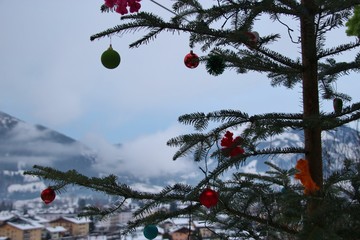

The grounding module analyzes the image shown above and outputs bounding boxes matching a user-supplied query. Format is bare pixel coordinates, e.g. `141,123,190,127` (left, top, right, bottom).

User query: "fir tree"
25,0,360,239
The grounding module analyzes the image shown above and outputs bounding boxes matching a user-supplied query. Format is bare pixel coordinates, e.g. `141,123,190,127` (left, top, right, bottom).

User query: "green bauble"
101,45,121,69
143,225,158,239
206,55,225,76
346,6,360,36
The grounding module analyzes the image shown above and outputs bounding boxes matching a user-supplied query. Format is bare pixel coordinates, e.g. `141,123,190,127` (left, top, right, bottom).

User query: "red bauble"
244,31,259,48
199,188,219,208
184,50,199,69
41,187,56,204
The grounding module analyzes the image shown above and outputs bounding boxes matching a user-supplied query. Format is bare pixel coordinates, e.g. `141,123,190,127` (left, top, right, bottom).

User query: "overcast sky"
1,1,359,177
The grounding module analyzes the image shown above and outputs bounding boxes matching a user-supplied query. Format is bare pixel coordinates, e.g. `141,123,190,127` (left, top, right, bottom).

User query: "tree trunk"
300,0,323,195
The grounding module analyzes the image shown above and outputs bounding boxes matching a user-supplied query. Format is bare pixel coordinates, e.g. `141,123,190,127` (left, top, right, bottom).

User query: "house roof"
46,226,67,233
6,217,44,230
49,216,91,224
171,227,192,234
0,212,14,222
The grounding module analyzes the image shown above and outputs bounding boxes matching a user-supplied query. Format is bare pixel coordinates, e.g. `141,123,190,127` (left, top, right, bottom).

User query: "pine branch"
256,46,303,70
321,101,360,130
125,203,200,234
24,165,155,199
317,41,360,59
320,0,360,13
178,112,208,131
167,133,216,160
222,200,299,235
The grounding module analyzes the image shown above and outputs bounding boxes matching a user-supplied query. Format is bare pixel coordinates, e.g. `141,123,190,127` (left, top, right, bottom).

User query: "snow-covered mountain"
0,110,359,202
0,111,101,200
0,111,194,201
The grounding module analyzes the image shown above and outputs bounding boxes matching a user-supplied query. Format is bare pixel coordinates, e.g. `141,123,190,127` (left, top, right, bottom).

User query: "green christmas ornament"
143,225,158,239
346,6,360,36
206,55,225,76
333,98,343,114
101,44,121,69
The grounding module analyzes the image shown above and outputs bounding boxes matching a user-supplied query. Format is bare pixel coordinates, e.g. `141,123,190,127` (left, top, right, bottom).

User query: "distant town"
0,197,222,240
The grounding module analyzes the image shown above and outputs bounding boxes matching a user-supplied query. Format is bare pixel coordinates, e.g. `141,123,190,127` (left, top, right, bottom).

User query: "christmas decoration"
41,187,56,204
199,188,219,208
333,98,343,114
205,54,225,76
245,31,260,48
104,0,141,15
143,224,158,239
220,131,245,157
346,5,360,36
184,50,199,69
294,159,319,195
101,44,121,69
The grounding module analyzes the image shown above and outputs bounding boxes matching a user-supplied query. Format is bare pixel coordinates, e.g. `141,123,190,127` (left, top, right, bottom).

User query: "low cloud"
0,122,86,167
84,125,197,178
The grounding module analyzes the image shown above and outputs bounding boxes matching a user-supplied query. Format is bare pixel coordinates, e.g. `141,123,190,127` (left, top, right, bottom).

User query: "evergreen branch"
256,46,303,70
132,184,194,219
320,102,360,130
24,165,155,199
318,60,360,80
233,171,284,186
90,12,180,42
222,201,299,235
317,9,352,35
205,109,250,123
178,112,208,131
172,0,203,13
252,147,306,157
196,147,304,193
317,41,360,59
125,203,200,235
220,46,302,81
320,0,360,13
79,198,127,220
167,133,215,160
129,28,164,48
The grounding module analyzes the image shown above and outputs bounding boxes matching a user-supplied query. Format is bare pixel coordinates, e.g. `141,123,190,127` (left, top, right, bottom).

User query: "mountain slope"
0,111,98,200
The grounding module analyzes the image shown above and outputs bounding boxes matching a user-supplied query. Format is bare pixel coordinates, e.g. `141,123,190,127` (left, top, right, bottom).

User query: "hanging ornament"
184,50,200,69
143,224,158,239
294,159,319,195
220,131,245,157
101,44,121,69
41,187,56,204
199,188,219,208
244,31,260,49
206,55,225,76
104,0,141,15
333,98,343,114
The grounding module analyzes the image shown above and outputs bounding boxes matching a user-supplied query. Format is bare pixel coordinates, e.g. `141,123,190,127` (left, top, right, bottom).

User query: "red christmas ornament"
199,188,219,208
104,0,141,15
41,187,56,204
184,50,200,69
221,131,245,157
244,31,259,49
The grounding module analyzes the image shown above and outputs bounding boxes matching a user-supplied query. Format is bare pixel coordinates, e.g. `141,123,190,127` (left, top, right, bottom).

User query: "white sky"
1,1,359,177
